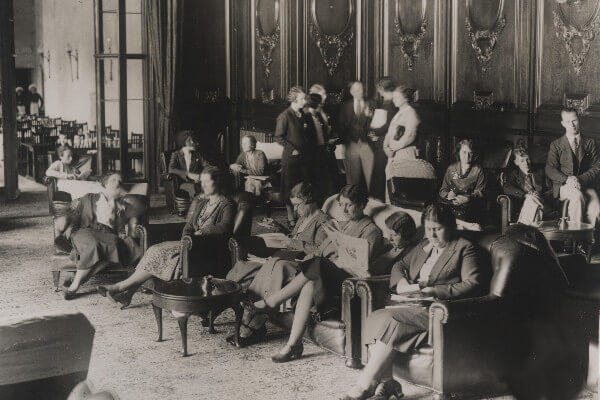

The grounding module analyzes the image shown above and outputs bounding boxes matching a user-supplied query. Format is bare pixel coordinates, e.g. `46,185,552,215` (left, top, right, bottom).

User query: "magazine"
335,232,370,278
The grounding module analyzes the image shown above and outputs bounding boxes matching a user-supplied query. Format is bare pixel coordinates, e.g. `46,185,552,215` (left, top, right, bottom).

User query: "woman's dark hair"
243,135,257,147
421,203,457,232
98,172,123,188
200,166,227,194
290,182,318,205
287,86,306,103
454,139,475,163
385,212,416,247
57,145,72,158
376,76,397,92
337,184,368,209
307,93,323,109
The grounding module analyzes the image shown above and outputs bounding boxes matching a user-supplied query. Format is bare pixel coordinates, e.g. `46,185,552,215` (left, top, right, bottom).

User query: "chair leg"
177,315,189,357
52,270,61,292
152,303,163,342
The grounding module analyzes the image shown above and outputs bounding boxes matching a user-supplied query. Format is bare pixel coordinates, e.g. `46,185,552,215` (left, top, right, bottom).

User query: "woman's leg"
257,273,309,309
101,268,154,293
346,341,396,397
276,280,314,354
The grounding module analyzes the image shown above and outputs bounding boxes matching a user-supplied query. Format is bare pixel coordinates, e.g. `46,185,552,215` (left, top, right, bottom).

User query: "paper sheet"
257,232,289,249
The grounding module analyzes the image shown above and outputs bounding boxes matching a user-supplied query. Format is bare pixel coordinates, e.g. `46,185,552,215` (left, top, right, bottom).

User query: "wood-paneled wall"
179,0,600,160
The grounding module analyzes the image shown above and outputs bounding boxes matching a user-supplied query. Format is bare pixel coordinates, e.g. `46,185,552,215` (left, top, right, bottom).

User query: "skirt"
366,306,429,353
136,241,181,281
247,258,300,301
70,227,137,270
225,260,263,290
299,256,351,313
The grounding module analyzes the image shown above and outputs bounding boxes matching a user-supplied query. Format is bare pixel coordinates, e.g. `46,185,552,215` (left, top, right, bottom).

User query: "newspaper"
335,232,370,278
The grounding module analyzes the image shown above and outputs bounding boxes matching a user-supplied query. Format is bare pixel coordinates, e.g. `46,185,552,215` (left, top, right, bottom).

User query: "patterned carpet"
0,177,595,400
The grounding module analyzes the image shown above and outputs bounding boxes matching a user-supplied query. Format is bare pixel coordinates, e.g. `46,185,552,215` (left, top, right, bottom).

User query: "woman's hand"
452,195,469,205
446,190,457,201
193,229,203,236
420,286,435,296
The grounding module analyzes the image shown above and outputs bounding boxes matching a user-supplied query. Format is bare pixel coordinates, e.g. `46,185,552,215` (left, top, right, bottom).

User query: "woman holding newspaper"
242,184,385,362
340,203,489,400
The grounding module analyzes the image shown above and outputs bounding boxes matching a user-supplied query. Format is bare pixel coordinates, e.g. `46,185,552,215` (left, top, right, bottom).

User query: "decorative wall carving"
326,89,346,104
564,92,590,114
256,0,280,77
393,0,427,71
553,2,600,74
260,87,278,104
309,0,355,76
465,0,506,72
473,90,494,110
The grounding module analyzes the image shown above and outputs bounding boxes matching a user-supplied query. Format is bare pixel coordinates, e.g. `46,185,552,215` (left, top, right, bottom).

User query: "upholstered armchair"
160,150,192,216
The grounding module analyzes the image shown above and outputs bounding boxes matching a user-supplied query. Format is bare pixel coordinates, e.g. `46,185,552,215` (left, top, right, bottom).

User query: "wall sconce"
105,38,113,82
66,43,79,81
39,48,50,79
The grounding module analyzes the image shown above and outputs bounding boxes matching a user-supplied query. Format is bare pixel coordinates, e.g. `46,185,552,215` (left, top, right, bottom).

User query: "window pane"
126,0,141,14
126,13,142,53
127,59,143,99
103,59,119,101
102,13,119,54
127,100,144,178
102,101,121,173
102,0,118,13
104,101,120,131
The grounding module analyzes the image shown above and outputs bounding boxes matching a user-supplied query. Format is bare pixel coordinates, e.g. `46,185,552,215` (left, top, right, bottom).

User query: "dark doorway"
15,68,32,92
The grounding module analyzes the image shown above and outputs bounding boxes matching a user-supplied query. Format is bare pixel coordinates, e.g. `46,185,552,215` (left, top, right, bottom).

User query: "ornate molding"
473,90,493,110
309,0,355,76
326,89,346,104
256,0,280,78
404,87,419,104
564,92,590,114
553,2,600,75
393,0,427,71
465,0,506,72
260,87,278,104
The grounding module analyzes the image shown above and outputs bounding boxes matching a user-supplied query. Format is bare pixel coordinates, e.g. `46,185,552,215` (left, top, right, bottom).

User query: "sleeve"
578,140,600,187
389,249,413,289
233,153,246,167
274,113,288,147
439,166,454,198
503,170,527,199
470,167,487,199
200,201,235,236
182,197,203,236
362,224,385,261
45,161,69,179
545,142,568,185
168,152,188,180
288,222,329,255
430,243,487,300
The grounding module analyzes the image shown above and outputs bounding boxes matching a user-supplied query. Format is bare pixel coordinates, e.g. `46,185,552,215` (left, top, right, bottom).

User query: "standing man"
545,108,600,225
338,81,374,193
275,86,310,228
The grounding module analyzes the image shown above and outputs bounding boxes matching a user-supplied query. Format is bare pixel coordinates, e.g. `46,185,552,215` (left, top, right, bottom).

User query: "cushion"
388,159,436,179
256,141,283,161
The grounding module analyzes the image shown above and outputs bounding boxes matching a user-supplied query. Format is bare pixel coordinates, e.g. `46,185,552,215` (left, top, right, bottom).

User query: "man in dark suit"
274,86,311,227
545,108,600,224
338,81,374,192
168,132,211,200
504,147,552,224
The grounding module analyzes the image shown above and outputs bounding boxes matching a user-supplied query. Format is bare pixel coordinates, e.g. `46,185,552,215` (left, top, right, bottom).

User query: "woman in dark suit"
341,203,489,400
168,131,211,200
275,86,311,228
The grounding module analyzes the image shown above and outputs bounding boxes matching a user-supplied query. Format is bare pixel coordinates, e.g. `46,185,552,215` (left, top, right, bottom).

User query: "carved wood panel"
536,0,600,116
451,0,530,110
253,0,283,102
303,0,358,99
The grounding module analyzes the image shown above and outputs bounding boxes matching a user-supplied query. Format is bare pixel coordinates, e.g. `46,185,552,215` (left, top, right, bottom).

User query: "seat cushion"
256,142,283,161
393,347,434,388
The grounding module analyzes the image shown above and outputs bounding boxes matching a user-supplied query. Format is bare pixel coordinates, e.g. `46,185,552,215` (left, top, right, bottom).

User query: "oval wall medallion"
309,0,355,76
256,0,280,77
465,0,506,72
394,0,427,71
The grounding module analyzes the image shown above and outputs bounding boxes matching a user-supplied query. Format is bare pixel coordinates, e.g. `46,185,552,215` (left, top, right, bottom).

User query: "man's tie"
524,173,534,193
571,136,579,154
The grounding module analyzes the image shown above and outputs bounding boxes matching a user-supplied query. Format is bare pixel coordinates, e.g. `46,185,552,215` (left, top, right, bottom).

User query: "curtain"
144,0,183,191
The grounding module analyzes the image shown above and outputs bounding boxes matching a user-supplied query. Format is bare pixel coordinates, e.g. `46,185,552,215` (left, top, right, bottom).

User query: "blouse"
234,150,268,176
46,160,76,179
439,162,487,199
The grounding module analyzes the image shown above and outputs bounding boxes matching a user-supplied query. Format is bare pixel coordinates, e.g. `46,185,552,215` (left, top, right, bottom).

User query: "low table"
536,220,595,264
151,277,244,356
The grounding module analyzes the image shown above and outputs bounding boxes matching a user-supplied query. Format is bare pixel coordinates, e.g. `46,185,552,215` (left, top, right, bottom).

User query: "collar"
422,241,445,254
566,133,581,143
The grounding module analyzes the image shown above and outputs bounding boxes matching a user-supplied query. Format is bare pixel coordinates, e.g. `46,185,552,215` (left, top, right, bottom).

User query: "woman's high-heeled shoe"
240,298,277,315
271,343,303,363
339,385,376,400
106,288,136,310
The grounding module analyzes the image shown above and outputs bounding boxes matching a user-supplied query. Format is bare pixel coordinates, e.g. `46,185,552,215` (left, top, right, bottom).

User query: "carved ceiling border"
553,1,600,75
393,0,428,71
256,0,281,78
465,0,506,72
309,0,355,76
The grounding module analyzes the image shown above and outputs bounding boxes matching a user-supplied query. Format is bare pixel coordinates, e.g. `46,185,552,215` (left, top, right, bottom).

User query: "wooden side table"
536,220,595,264
151,277,244,357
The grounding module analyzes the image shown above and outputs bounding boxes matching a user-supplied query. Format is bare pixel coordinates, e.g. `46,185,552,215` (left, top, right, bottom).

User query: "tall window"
94,0,146,179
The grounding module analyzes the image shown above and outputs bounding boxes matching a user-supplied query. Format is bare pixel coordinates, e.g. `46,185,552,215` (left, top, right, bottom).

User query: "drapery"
144,0,183,191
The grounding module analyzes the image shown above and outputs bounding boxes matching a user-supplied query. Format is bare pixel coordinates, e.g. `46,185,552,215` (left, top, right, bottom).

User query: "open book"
257,232,289,249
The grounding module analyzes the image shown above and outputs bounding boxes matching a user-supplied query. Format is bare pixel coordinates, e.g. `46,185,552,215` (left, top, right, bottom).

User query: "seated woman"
439,139,487,224
340,203,488,400
244,184,385,362
230,135,269,196
169,131,211,200
62,173,137,299
97,166,235,308
46,145,92,180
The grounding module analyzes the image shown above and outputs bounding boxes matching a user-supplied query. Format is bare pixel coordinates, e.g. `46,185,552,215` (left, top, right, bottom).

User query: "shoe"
107,288,136,310
271,343,303,363
339,385,376,400
96,285,109,297
367,380,403,400
63,289,77,301
226,325,267,348
62,277,73,288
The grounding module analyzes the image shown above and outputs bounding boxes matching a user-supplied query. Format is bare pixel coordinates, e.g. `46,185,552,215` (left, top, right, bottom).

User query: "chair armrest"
136,222,185,252
497,194,512,234
228,236,269,265
429,295,507,325
44,176,57,186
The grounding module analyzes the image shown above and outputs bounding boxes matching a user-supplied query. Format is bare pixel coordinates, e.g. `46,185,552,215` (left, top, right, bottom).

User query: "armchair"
160,150,190,216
